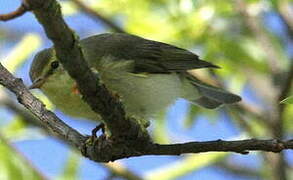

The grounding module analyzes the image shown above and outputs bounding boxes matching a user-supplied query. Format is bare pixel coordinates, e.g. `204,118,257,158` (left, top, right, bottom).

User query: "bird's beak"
29,77,45,89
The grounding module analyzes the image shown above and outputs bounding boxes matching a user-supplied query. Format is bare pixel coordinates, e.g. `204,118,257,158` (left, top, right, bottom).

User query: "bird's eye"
51,61,59,69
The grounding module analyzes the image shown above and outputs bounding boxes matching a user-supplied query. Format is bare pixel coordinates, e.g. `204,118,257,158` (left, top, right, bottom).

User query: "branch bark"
0,94,143,180
0,63,85,148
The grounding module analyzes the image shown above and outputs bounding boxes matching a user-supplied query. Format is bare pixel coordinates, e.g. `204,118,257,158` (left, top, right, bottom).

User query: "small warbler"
29,33,241,127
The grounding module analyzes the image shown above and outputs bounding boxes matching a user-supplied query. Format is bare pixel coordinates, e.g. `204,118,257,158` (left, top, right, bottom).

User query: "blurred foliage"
144,152,227,180
0,0,292,180
58,152,80,180
0,135,44,180
1,34,41,72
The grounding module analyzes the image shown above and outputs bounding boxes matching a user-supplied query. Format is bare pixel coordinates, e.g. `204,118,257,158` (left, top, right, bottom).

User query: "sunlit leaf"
280,96,293,104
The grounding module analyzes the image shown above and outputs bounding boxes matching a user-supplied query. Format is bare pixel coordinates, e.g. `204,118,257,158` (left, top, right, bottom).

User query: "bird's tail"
185,73,241,109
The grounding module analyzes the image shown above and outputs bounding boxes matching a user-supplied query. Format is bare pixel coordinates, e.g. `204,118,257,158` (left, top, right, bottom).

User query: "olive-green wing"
132,39,220,73
80,33,219,73
80,33,241,108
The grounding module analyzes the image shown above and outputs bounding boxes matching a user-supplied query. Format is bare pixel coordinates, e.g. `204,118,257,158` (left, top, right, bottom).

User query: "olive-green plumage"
29,33,241,126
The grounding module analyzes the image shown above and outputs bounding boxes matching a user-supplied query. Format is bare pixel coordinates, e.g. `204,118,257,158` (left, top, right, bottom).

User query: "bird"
29,33,241,128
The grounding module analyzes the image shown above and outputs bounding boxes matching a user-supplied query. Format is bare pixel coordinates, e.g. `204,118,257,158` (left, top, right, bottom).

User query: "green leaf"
280,96,293,104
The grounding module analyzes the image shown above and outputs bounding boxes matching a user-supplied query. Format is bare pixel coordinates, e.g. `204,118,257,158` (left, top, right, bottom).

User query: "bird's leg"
91,123,105,138
86,123,106,146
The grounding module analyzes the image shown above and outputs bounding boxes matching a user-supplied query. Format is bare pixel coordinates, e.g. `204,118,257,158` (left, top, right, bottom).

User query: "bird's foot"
86,123,106,145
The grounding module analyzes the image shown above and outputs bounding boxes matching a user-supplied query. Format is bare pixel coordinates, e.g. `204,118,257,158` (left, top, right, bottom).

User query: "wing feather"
80,33,219,73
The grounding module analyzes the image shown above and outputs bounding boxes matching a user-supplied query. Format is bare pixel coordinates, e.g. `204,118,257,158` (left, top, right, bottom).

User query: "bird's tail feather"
192,96,222,109
185,73,241,109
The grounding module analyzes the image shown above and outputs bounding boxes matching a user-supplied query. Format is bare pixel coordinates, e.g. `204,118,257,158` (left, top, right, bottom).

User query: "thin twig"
0,3,28,21
147,139,293,156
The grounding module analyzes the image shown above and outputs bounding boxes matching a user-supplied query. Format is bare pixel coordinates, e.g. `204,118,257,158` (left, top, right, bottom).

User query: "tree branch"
1,61,293,162
0,92,45,128
0,94,143,180
0,3,28,21
0,63,85,148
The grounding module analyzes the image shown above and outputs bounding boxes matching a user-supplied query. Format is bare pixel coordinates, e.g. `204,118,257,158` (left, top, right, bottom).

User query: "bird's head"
29,48,67,90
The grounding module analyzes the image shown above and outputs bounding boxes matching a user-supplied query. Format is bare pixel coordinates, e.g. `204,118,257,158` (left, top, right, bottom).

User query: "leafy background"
0,0,292,179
